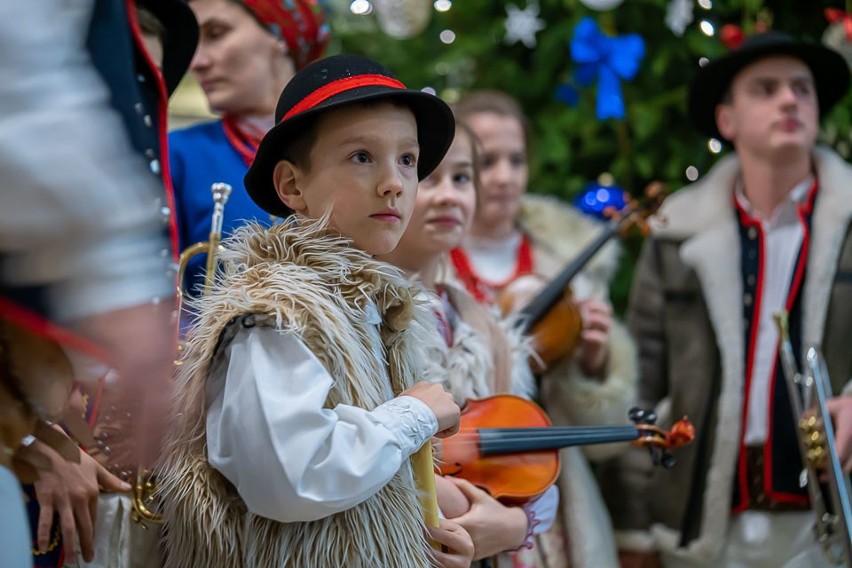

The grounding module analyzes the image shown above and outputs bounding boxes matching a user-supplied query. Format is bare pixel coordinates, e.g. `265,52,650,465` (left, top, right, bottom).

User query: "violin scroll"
604,181,668,238
629,407,696,469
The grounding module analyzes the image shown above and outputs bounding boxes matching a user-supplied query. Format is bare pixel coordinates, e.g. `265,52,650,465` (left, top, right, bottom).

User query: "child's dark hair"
279,116,319,172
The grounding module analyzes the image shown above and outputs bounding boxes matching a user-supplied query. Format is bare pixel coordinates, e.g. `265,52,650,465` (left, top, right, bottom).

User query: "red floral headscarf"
241,0,329,70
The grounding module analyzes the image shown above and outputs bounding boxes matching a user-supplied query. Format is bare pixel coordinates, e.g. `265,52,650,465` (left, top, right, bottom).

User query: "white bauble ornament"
373,0,432,39
578,0,625,11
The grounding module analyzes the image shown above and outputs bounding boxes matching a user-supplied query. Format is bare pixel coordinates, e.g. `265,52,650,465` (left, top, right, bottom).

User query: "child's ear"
716,104,735,142
273,160,307,213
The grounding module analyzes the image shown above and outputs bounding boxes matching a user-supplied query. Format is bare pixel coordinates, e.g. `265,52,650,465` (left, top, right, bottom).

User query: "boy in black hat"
605,33,852,568
158,54,473,567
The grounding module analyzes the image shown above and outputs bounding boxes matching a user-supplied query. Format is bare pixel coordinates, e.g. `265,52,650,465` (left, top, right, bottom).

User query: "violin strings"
442,426,640,449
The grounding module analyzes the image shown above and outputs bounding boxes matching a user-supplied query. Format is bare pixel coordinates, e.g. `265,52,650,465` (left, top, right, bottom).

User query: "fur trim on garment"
424,282,536,404
635,147,852,565
519,194,637,462
519,195,635,568
157,218,440,568
541,319,638,462
518,193,621,286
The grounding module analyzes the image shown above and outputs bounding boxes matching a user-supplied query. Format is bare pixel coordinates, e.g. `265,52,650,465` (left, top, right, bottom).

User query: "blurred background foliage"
323,0,852,311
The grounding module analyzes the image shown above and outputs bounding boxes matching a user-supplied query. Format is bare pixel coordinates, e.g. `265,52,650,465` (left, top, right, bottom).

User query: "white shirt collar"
734,176,814,229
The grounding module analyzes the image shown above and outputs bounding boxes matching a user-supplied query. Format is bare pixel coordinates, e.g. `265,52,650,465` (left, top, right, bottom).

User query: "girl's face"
466,112,528,232
188,0,294,115
392,131,477,260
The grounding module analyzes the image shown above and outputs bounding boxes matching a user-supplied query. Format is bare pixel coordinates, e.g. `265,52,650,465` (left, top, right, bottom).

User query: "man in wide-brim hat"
605,32,852,568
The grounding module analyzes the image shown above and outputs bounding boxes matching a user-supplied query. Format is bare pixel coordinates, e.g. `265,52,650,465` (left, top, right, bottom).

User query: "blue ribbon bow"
569,17,645,120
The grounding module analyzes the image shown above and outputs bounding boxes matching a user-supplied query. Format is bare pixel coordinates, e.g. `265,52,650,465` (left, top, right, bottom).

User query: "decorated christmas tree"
330,0,852,309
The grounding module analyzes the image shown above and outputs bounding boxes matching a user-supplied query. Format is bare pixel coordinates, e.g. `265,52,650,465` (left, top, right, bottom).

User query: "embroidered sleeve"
206,325,437,523
371,396,439,455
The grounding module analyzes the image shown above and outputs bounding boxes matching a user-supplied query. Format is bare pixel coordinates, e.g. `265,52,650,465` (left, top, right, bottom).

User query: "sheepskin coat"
157,219,444,568
604,147,852,566
426,281,536,403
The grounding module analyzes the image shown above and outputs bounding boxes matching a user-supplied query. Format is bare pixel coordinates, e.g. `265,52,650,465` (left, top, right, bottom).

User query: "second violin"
438,395,695,505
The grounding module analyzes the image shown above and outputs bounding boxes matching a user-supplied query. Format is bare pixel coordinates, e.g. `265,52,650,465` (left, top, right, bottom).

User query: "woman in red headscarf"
169,0,328,296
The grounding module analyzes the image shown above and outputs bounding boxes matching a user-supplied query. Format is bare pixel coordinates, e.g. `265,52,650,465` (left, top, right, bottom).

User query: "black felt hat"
245,54,456,217
688,32,850,140
138,0,199,95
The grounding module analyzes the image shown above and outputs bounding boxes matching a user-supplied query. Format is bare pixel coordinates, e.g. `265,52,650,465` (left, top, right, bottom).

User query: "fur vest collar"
158,219,439,568
518,194,621,285
426,282,535,402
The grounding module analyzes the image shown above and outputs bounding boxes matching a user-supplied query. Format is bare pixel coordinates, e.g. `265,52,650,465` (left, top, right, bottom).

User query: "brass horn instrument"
775,310,852,565
130,182,232,526
177,182,233,310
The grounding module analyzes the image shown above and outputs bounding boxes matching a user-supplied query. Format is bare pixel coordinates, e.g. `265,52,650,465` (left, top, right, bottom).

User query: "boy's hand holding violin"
401,382,461,438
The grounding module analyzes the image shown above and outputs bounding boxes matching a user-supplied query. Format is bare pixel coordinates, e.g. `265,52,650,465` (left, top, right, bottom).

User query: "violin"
497,183,667,372
439,394,694,505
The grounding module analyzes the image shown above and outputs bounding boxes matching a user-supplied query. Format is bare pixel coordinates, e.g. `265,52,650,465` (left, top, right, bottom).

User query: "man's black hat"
139,0,199,95
245,54,456,217
688,32,850,140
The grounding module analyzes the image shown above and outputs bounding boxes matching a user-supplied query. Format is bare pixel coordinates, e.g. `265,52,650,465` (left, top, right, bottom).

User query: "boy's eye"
400,153,417,167
453,172,471,184
351,151,371,164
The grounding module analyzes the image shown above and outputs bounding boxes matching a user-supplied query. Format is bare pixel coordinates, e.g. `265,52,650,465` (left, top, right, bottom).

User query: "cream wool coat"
157,219,445,568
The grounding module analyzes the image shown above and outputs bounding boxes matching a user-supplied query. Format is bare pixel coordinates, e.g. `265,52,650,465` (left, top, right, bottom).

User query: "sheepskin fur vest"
426,282,536,402
158,219,439,568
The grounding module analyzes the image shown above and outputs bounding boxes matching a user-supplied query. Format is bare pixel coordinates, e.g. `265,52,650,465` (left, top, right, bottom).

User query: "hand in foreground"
24,436,130,561
446,477,528,560
72,301,177,467
401,382,460,438
576,298,612,379
827,396,852,473
428,518,474,568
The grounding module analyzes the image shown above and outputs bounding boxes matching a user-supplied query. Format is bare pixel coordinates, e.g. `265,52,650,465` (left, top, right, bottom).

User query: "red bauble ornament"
720,24,745,50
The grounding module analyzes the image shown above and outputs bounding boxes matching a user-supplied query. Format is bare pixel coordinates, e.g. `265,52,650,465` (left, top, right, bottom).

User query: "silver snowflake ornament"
504,2,546,49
